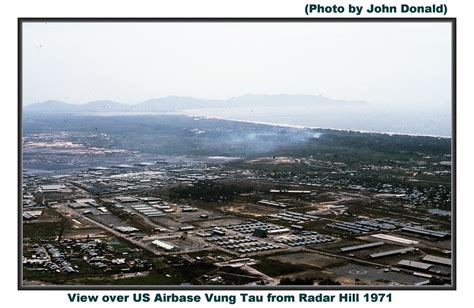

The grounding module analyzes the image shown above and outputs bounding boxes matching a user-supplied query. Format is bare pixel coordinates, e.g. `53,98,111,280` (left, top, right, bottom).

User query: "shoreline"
185,114,452,139
25,110,452,139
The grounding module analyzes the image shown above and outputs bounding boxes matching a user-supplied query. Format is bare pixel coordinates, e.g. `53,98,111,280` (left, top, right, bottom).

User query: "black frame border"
18,17,457,291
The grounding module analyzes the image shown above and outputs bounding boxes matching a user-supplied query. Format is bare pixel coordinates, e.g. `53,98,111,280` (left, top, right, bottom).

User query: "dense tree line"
169,180,254,202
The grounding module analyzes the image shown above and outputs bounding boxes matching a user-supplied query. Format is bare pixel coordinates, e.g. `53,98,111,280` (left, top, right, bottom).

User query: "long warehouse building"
340,241,385,252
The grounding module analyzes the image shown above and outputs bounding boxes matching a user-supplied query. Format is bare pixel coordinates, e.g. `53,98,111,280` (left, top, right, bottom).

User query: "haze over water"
23,22,452,137
183,105,451,137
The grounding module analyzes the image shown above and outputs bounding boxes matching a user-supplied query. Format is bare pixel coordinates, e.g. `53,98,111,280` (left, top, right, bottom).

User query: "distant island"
24,94,367,113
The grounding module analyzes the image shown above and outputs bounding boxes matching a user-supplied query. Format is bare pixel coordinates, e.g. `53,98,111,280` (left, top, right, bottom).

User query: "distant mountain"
24,100,77,112
137,96,222,112
24,100,131,113
83,100,133,112
24,94,368,113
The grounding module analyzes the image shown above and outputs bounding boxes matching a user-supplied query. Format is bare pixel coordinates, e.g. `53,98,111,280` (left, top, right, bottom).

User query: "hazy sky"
23,22,452,109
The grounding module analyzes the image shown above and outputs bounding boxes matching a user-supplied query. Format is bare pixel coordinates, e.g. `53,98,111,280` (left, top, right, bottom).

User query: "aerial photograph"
20,21,453,288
